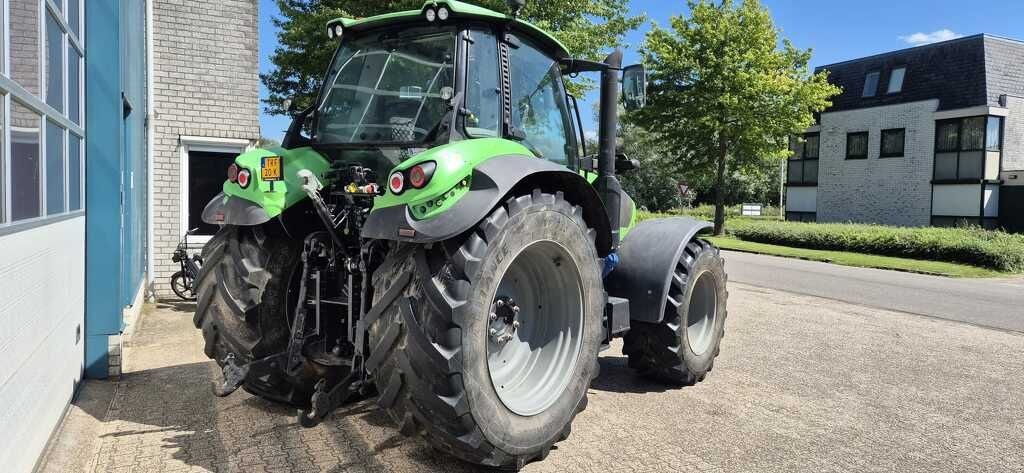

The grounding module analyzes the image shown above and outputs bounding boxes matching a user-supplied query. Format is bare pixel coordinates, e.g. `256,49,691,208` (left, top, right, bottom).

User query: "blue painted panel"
84,0,122,378
120,0,148,310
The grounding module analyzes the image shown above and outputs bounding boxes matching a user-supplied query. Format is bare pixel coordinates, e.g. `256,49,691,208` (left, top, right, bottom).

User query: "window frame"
845,131,869,160
886,66,906,94
862,71,880,97
787,132,819,186
933,116,1001,183
879,128,905,158
0,0,85,232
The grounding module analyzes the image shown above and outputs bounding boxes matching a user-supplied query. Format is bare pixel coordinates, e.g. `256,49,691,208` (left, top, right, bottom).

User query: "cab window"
465,29,501,137
508,37,576,165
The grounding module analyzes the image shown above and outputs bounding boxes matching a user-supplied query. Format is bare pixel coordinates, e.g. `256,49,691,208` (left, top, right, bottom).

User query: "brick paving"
49,283,1024,472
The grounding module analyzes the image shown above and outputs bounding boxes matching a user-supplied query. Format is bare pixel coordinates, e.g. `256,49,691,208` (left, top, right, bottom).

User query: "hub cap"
685,271,718,356
486,240,584,416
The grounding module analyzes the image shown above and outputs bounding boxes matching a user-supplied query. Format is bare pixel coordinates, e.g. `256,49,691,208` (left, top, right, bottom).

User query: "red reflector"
389,172,404,194
227,164,239,182
237,169,251,188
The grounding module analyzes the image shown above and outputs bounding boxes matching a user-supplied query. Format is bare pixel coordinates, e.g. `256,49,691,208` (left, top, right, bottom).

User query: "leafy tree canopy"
628,0,839,233
263,0,643,115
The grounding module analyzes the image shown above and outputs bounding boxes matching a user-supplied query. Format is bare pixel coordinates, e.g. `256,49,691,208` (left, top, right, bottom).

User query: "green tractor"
194,0,727,468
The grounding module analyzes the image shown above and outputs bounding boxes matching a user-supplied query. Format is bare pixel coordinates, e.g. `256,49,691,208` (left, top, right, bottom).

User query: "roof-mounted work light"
327,23,343,40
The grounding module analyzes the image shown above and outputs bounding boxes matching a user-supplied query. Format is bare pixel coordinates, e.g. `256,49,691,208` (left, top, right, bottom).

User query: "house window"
1,0,85,228
887,67,906,94
787,132,819,185
880,128,905,158
985,116,1001,152
846,132,868,159
933,116,1001,182
862,71,880,97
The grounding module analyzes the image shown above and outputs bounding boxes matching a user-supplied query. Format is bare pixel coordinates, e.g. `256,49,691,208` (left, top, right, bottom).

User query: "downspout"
145,0,156,301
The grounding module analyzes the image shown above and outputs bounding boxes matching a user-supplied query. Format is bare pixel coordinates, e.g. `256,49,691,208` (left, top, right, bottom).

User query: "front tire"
367,190,604,468
170,271,194,300
622,239,728,385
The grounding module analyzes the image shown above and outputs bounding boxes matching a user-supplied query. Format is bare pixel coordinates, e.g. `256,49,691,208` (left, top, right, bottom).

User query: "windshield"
315,27,456,145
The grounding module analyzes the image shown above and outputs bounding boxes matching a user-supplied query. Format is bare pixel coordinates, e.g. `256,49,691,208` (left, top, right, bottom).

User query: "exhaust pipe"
596,49,623,249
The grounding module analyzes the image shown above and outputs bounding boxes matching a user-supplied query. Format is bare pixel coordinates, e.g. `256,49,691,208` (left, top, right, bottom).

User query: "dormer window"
862,71,880,97
887,67,906,93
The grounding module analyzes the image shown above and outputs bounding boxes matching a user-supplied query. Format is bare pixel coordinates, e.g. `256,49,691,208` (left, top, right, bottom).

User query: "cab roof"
326,1,570,59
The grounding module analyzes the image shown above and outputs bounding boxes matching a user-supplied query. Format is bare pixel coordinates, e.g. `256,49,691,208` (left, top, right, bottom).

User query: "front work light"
333,24,343,38
437,6,450,21
425,8,437,22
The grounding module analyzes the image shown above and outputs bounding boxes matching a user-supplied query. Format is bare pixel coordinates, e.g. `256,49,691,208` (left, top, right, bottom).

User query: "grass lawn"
706,236,1005,278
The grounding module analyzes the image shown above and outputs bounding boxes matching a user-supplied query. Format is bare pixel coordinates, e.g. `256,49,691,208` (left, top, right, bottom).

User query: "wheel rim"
685,270,718,356
486,240,584,416
172,275,188,298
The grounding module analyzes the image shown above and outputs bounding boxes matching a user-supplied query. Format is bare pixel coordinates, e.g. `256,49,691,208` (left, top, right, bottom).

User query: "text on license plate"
261,156,283,181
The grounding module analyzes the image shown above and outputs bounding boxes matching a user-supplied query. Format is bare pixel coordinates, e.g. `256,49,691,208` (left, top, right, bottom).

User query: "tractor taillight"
237,169,251,188
408,161,436,189
227,164,239,183
388,171,405,194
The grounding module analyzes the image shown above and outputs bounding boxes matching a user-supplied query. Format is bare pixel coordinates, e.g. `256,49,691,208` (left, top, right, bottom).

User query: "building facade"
149,0,260,297
786,34,1024,231
0,1,258,471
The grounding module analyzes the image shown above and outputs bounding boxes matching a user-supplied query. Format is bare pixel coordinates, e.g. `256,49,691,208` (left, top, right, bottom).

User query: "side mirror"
615,152,640,172
622,64,647,111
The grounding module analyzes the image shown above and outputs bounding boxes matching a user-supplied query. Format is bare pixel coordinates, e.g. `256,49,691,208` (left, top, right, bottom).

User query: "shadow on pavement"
590,355,672,394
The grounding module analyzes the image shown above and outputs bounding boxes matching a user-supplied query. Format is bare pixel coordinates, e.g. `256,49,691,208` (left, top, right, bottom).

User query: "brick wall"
151,0,260,296
816,100,939,227
9,0,40,95
1001,95,1024,173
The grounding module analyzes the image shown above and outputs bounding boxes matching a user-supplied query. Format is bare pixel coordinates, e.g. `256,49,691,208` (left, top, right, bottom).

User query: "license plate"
261,156,282,181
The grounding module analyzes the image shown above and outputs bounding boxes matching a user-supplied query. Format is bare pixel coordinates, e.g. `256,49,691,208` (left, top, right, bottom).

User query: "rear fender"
201,147,330,226
605,217,712,323
361,154,613,256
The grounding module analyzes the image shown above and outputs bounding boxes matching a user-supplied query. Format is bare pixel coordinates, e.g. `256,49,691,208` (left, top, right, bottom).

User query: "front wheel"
170,271,194,300
367,190,604,468
623,239,728,385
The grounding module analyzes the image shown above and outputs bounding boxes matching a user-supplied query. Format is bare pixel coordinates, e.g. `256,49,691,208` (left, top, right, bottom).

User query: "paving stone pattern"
81,284,1024,472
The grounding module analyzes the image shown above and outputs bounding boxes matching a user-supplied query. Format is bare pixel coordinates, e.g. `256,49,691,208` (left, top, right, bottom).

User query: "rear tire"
192,225,328,407
367,190,604,468
622,239,727,385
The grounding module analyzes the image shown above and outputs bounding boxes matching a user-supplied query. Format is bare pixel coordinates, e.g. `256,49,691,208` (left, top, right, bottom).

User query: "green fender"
201,146,330,226
360,138,612,256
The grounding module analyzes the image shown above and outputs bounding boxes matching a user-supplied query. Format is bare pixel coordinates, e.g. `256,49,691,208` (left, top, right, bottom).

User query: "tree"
262,0,643,115
618,123,690,212
629,0,839,234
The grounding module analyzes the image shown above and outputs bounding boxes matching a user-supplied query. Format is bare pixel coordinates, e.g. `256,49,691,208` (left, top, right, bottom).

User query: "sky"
257,0,1024,141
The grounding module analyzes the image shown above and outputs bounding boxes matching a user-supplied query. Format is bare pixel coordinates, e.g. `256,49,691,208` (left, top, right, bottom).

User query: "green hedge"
636,212,1024,272
730,220,1024,272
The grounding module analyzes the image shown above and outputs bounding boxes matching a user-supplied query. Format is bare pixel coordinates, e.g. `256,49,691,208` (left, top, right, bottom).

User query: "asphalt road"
42,287,1024,472
722,250,1024,333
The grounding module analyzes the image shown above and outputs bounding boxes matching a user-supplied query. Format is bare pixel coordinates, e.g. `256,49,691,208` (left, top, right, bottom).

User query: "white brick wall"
816,100,939,227
1002,95,1024,172
151,0,260,296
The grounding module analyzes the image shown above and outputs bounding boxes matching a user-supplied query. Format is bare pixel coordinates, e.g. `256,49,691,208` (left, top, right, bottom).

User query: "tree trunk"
713,136,729,235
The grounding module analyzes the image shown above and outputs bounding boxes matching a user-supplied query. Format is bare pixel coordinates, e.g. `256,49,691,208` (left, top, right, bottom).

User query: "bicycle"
170,228,203,300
